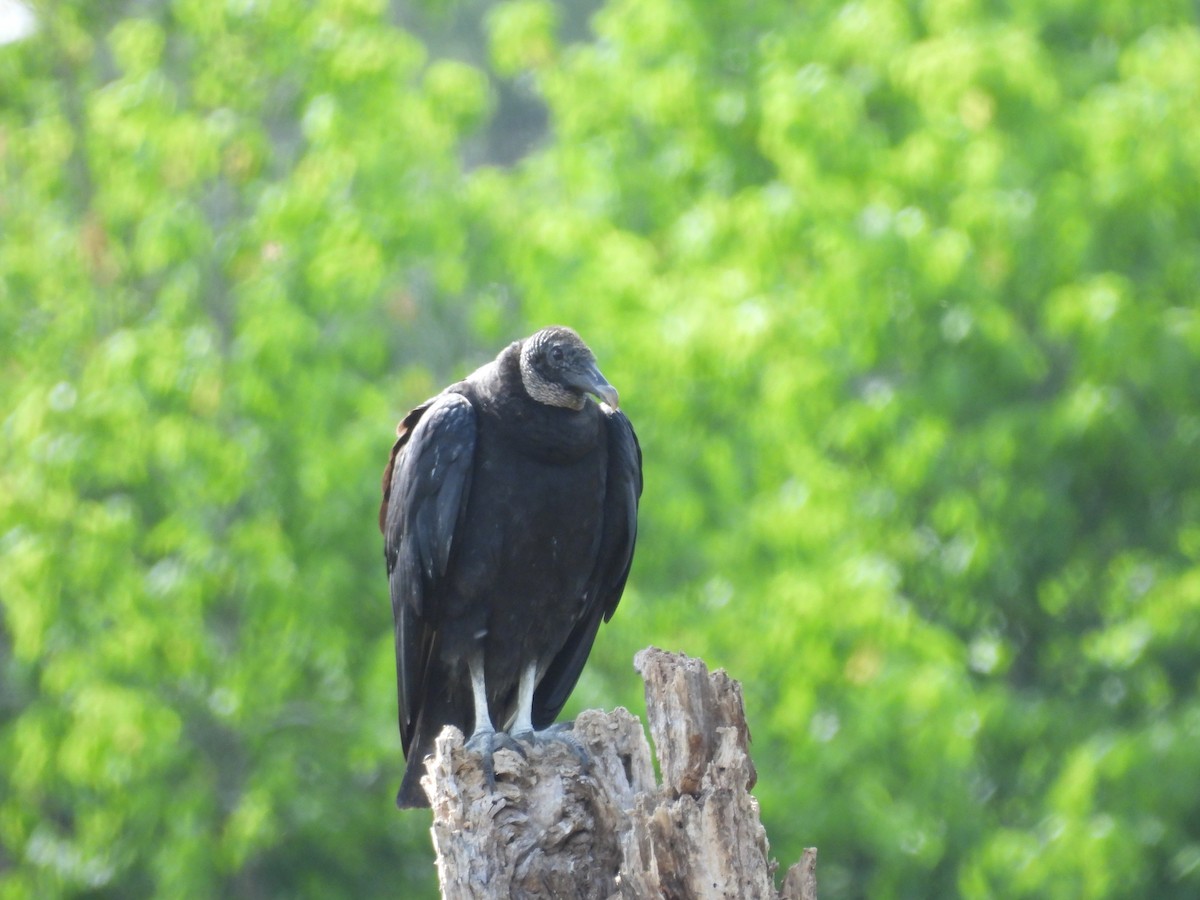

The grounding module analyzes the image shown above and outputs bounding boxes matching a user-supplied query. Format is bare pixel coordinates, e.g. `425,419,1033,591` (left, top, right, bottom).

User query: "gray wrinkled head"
519,326,619,411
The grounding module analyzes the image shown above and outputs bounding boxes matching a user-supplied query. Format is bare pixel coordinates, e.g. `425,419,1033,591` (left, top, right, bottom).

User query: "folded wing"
381,392,477,755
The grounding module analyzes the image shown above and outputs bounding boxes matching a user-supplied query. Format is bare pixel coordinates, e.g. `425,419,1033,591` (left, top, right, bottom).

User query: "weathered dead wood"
423,647,816,900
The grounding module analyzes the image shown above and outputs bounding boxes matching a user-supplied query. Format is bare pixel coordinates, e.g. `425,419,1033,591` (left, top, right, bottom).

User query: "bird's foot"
510,724,591,772
464,728,528,790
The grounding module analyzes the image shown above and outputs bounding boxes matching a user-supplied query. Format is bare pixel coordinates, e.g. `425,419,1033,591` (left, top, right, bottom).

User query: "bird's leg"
466,652,495,742
509,661,538,738
510,661,590,771
463,653,524,789
463,652,501,787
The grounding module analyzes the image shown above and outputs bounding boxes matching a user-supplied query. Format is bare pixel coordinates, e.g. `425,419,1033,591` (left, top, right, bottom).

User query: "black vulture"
380,326,642,808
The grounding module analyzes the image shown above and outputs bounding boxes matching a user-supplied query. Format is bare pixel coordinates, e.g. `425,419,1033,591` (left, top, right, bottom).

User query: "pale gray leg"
463,654,522,789
467,652,495,741
510,661,538,737
507,660,589,770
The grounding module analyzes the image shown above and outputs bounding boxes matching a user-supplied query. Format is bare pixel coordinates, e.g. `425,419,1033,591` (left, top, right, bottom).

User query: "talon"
562,733,592,772
464,729,493,754
492,731,528,759
465,729,498,788
507,726,592,771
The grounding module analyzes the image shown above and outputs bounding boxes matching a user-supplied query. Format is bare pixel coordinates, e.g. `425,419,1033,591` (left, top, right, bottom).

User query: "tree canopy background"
2,0,1199,897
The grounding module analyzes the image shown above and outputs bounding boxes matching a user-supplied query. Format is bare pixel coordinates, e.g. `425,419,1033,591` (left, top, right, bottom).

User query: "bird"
380,326,642,809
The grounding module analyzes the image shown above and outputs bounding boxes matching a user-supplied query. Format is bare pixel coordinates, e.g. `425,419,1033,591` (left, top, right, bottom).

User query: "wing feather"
381,391,477,753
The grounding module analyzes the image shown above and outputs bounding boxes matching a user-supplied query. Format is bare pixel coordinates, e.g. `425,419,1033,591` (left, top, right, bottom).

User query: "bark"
423,647,816,900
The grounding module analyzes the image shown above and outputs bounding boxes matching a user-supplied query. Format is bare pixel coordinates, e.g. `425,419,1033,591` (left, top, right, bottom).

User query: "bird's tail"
394,666,472,810
395,760,430,809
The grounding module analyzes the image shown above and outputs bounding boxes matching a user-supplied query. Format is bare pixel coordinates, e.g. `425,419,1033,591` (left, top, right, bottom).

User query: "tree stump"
423,647,817,899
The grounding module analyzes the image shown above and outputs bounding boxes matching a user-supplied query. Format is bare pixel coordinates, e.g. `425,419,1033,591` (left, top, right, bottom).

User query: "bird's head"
519,326,619,411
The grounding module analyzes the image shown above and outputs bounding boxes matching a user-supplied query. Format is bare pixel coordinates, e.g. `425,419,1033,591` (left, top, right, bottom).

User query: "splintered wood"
424,648,817,900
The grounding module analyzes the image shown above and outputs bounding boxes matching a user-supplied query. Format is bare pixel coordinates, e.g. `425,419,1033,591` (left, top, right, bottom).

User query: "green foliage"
2,0,1199,897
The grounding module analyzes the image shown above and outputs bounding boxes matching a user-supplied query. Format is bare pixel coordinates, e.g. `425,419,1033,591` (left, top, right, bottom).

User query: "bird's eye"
550,346,565,363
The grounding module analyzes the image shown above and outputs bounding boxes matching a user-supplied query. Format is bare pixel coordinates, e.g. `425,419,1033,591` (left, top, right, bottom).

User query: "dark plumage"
380,326,642,808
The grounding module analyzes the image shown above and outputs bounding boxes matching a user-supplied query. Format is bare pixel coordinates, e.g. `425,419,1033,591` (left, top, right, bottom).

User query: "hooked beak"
574,362,620,410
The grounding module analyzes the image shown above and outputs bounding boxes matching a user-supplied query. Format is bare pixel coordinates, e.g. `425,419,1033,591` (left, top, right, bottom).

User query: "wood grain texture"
424,649,816,900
